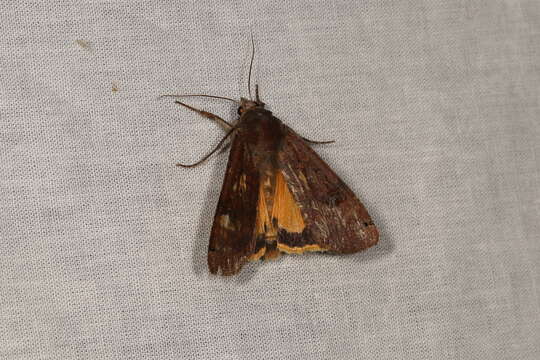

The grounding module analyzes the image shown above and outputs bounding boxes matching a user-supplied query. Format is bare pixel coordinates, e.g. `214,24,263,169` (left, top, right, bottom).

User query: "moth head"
238,97,265,115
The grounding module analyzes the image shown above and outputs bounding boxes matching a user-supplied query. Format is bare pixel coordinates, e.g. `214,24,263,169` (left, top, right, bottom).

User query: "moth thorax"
238,97,263,114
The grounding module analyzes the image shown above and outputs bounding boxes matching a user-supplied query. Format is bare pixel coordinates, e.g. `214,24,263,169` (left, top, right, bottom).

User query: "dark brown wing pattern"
276,125,379,254
208,133,260,275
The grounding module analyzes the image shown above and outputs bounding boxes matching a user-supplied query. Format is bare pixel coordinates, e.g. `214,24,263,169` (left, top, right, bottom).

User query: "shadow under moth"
165,40,378,276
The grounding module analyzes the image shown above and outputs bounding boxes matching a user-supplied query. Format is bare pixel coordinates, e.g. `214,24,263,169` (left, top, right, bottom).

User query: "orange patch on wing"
277,243,326,254
271,172,305,233
254,171,306,257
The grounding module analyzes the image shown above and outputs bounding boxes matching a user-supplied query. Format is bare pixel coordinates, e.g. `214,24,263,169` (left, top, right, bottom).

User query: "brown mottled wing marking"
208,133,260,275
277,125,378,253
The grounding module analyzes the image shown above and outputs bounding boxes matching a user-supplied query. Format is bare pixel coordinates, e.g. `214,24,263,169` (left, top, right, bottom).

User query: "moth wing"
208,133,260,275
276,126,378,254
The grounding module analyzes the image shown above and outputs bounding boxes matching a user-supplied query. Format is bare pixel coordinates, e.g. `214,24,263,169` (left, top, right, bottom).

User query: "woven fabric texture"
1,1,539,359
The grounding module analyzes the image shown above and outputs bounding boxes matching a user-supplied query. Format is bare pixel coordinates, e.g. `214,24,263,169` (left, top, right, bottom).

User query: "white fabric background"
1,1,538,359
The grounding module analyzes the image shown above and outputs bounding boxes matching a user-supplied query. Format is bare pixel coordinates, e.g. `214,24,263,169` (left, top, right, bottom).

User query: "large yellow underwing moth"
165,40,378,276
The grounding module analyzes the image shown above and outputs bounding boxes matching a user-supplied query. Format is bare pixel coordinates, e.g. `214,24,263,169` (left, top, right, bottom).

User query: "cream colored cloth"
1,1,538,359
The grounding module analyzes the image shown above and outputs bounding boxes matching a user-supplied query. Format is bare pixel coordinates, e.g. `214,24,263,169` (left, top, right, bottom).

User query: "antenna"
159,94,239,104
247,32,255,100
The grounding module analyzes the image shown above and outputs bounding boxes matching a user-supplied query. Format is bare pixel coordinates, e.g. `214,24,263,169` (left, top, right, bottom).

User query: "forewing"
277,126,378,253
208,133,260,275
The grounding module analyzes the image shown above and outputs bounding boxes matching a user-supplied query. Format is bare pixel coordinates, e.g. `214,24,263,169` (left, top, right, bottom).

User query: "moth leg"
301,136,335,145
176,127,236,168
175,101,233,130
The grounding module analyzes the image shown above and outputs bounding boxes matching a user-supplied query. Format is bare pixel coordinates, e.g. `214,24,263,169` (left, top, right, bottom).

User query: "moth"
165,41,378,276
